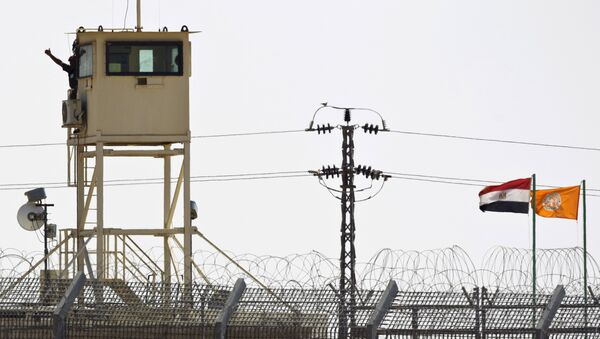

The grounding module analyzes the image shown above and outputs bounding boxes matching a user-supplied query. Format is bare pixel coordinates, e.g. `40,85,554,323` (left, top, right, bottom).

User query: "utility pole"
308,104,389,339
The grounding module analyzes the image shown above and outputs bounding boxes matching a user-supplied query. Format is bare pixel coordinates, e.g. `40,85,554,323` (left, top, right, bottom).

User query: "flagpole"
532,173,537,326
583,179,588,333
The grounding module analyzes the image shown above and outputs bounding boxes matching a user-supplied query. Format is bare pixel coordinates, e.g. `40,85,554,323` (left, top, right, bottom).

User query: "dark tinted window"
106,42,183,75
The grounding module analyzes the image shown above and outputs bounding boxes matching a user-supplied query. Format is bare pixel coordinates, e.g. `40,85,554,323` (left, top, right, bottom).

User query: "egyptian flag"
479,178,531,214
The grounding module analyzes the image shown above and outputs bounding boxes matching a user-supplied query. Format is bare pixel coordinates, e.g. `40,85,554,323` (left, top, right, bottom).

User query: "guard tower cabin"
69,29,191,144
62,27,195,286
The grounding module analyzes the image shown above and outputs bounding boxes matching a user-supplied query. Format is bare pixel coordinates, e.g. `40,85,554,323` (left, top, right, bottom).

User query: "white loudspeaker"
16,202,44,231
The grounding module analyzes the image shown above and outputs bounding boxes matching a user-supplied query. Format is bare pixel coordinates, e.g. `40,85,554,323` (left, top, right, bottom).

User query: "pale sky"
0,0,598,275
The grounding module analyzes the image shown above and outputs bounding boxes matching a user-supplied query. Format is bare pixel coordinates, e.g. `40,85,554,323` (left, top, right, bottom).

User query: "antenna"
136,0,143,32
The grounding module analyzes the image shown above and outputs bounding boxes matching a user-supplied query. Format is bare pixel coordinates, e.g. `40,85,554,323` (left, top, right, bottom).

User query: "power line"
1,170,598,196
387,171,600,192
1,172,598,200
387,172,498,185
390,175,484,187
0,171,312,191
388,129,600,152
191,129,305,139
0,128,598,153
0,142,64,149
0,130,306,148
389,174,600,198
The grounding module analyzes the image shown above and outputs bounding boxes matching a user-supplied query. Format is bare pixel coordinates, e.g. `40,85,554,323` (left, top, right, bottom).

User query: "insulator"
372,171,381,180
344,109,351,122
316,124,334,134
320,164,340,179
362,124,381,134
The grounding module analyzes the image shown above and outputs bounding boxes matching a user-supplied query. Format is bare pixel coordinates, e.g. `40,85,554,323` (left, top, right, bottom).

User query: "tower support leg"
96,141,105,280
76,145,85,274
183,141,192,286
163,144,172,301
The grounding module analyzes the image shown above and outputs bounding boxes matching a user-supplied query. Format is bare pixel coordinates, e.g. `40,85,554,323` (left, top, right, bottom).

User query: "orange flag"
534,186,581,220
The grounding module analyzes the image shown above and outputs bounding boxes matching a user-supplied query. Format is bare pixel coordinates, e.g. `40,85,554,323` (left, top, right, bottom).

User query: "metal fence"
0,277,599,339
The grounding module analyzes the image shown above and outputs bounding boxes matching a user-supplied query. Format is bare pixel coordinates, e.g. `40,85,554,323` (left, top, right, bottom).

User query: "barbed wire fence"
3,246,599,294
1,246,599,338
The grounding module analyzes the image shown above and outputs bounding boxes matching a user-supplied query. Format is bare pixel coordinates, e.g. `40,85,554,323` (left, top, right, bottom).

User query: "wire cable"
388,129,600,152
0,171,309,189
0,130,306,148
0,142,64,149
191,129,306,139
387,171,600,192
0,172,313,191
0,128,597,153
123,0,129,30
1,170,598,197
389,175,600,198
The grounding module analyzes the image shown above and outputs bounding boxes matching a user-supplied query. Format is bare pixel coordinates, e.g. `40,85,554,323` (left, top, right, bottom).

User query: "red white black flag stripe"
479,178,531,214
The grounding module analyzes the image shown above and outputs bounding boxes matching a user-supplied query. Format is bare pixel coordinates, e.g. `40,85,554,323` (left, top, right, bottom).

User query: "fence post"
535,285,565,339
473,287,481,339
411,308,418,339
214,278,246,339
481,287,487,339
365,280,398,339
52,271,87,339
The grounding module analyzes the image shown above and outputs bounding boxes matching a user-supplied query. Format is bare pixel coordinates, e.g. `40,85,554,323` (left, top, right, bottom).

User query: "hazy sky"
0,0,598,271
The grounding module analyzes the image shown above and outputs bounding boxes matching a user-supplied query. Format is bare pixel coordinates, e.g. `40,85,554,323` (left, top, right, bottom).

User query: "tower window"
79,44,93,78
106,42,183,76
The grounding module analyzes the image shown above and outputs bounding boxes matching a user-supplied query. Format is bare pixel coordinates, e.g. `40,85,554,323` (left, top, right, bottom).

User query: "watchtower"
60,9,195,285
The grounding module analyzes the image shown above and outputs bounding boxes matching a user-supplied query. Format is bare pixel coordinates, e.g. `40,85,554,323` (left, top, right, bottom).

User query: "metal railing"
58,230,162,284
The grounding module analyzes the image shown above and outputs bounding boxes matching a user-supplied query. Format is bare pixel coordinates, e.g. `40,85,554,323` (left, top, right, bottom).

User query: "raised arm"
44,49,68,68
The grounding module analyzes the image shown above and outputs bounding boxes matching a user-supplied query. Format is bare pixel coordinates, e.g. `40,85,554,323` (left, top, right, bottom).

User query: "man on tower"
45,40,84,99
